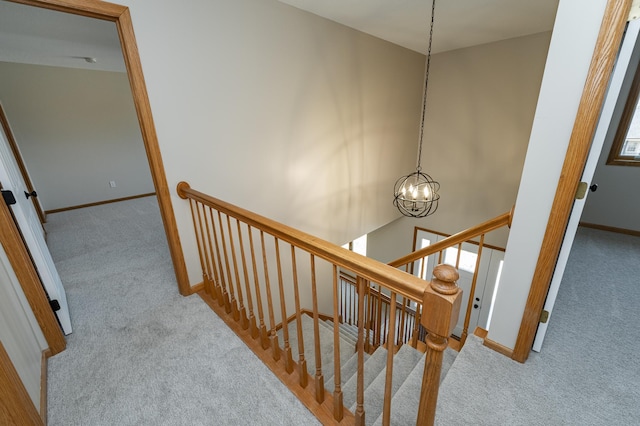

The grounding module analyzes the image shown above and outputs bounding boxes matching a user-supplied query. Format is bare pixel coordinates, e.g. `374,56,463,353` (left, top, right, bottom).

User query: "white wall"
581,110,640,232
0,62,154,211
488,0,609,349
0,243,47,411
367,32,552,264
117,0,426,285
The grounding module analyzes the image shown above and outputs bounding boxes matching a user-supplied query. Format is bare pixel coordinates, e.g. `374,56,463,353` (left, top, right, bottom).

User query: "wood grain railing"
177,182,462,426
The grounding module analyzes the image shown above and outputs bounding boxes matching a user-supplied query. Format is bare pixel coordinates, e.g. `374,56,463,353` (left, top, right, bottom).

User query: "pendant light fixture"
393,0,440,218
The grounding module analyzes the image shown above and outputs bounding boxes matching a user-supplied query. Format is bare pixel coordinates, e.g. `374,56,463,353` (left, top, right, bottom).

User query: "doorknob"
589,183,598,192
24,190,37,199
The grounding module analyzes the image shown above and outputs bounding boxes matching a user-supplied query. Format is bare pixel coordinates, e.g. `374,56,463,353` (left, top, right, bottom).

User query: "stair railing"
177,182,462,426
389,208,513,347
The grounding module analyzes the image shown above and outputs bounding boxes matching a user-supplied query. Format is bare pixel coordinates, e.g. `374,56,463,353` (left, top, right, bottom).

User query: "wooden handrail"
178,181,462,425
388,207,513,268
178,182,429,303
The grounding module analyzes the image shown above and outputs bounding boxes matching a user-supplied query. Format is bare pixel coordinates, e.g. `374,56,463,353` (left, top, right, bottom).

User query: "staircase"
279,314,459,425
178,182,511,425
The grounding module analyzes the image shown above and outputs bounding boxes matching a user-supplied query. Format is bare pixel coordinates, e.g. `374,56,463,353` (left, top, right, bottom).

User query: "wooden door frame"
0,103,46,224
1,0,191,350
511,0,632,362
4,0,191,295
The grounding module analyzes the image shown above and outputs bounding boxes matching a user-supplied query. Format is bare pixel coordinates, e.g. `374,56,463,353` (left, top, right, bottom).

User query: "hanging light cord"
417,0,436,171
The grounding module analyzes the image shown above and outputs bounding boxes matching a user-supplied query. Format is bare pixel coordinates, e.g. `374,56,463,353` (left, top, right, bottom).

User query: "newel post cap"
430,264,459,295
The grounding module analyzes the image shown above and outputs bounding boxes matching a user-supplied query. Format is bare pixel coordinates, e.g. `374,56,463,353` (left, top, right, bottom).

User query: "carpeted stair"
280,314,459,425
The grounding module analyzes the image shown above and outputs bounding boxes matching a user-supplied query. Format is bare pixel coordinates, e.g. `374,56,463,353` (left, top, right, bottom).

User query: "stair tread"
372,347,458,426
349,344,425,421
279,314,354,382
341,346,389,409
325,350,370,391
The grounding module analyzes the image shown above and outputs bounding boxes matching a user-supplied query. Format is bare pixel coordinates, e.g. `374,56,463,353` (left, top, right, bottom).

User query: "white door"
532,18,640,351
414,230,504,337
0,109,72,335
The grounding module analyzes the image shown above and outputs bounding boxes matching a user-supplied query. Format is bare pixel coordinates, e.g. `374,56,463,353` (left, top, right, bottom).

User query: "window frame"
608,53,640,167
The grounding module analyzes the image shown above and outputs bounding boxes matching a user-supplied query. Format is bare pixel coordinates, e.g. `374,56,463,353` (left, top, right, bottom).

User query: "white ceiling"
0,0,559,74
0,0,125,72
278,0,560,54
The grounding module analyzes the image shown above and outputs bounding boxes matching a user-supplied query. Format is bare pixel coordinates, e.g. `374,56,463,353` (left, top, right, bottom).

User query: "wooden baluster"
227,216,248,329
411,303,421,348
354,276,367,426
218,212,240,321
332,266,343,421
398,296,408,347
248,226,269,348
206,207,224,306
375,284,383,348
194,202,215,296
236,221,257,336
461,234,485,346
210,209,231,311
382,292,398,426
290,246,307,388
203,206,223,301
416,264,462,426
260,231,280,361
274,238,294,373
438,250,443,264
187,199,209,292
339,276,344,324
364,282,371,353
310,255,324,403
419,257,427,280
456,243,462,269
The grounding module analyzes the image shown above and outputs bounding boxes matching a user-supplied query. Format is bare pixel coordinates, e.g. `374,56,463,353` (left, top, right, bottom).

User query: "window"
342,233,367,256
608,57,640,167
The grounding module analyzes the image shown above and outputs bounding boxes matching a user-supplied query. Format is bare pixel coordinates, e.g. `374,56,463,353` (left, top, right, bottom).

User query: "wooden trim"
512,0,632,363
44,193,156,214
40,349,51,425
607,36,640,167
483,337,514,358
579,222,640,238
4,0,190,298
178,182,430,303
0,103,46,223
389,210,511,268
189,281,205,295
473,327,488,339
413,226,506,252
0,192,65,355
0,341,43,425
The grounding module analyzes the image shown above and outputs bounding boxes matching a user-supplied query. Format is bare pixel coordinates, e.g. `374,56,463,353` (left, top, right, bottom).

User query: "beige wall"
0,62,154,211
117,0,426,284
368,32,552,264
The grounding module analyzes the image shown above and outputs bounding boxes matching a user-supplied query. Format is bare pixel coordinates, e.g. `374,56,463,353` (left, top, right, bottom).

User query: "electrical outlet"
109,181,117,188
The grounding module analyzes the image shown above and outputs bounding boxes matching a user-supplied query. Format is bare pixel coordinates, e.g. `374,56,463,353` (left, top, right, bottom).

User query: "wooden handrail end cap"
176,181,191,199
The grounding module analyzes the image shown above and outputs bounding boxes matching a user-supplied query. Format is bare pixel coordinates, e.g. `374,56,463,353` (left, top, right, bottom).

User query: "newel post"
416,264,462,426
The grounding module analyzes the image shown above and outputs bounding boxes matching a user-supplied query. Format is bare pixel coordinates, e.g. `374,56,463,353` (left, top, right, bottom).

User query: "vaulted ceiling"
0,0,559,73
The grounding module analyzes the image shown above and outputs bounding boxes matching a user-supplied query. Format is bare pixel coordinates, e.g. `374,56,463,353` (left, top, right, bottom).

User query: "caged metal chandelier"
393,0,440,218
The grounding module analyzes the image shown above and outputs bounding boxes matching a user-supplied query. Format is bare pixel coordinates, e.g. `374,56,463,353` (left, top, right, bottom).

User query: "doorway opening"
0,0,189,354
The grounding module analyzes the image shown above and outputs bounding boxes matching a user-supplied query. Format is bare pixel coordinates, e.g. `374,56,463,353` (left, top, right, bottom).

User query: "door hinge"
49,299,61,312
575,182,588,200
1,189,16,206
540,309,550,324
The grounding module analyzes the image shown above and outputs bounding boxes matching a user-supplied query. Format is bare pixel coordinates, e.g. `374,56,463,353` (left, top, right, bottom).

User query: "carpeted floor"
435,227,640,425
45,196,320,426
